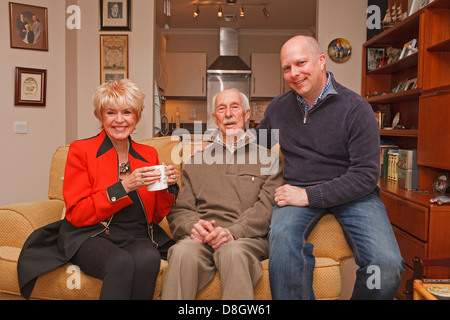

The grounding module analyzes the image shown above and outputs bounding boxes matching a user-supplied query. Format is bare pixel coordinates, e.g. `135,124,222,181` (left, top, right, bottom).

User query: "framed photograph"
9,2,48,51
100,0,132,31
100,35,129,83
405,78,418,91
367,48,385,71
408,0,421,16
394,79,409,93
15,67,47,106
399,39,417,59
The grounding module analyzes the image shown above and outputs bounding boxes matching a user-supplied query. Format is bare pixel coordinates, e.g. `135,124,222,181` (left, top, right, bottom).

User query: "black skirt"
17,191,174,300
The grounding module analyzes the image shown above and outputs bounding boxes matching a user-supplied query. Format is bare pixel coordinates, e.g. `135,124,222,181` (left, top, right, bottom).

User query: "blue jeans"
268,193,404,300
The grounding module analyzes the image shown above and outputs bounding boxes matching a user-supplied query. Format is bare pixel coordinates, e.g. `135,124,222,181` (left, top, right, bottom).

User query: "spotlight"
217,5,223,18
263,6,270,17
240,6,245,18
193,5,200,18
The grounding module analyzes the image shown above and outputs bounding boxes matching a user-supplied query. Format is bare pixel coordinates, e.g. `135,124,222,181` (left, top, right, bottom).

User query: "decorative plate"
327,38,351,63
427,286,450,300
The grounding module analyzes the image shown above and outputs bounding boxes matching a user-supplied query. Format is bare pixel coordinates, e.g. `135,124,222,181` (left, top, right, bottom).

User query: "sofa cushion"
188,257,341,300
309,214,353,261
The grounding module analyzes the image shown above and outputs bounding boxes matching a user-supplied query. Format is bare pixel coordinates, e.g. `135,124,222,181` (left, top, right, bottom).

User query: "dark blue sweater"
257,73,380,208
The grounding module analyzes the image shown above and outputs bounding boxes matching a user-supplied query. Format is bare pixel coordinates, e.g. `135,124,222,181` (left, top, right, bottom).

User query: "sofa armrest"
0,200,65,248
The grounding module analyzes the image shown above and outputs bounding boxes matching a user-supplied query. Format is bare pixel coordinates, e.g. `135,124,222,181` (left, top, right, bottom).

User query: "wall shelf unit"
361,0,450,299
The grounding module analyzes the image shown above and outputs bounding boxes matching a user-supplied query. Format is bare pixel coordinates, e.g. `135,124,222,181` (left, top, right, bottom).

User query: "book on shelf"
397,149,418,190
380,143,398,178
388,150,399,181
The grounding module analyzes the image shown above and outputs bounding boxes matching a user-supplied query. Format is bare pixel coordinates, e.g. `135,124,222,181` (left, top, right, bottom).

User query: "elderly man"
162,88,283,300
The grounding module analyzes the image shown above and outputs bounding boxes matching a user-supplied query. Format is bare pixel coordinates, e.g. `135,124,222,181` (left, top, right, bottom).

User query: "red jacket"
63,130,174,228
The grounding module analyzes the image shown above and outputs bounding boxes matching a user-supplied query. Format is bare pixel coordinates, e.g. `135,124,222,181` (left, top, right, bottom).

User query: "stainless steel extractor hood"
207,28,251,74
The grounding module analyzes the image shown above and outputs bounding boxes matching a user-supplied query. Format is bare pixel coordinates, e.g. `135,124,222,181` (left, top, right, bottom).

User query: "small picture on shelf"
394,79,409,93
399,39,418,59
367,48,385,71
405,78,418,91
408,0,421,16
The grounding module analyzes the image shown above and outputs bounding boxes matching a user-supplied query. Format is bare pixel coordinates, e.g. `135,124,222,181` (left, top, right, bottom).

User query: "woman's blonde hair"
93,79,146,124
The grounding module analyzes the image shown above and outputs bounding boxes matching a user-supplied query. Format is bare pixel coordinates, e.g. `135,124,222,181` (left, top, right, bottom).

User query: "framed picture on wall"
9,2,48,51
15,67,47,106
100,35,129,83
100,0,132,31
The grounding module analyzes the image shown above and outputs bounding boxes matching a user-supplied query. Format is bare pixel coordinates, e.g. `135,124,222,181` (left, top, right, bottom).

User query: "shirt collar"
213,129,256,154
297,71,337,112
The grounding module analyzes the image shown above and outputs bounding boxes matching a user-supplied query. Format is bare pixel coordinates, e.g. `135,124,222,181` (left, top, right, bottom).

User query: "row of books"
380,144,418,190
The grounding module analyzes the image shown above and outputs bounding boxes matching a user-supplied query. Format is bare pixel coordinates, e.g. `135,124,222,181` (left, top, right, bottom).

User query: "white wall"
74,0,155,141
0,0,155,206
0,0,67,205
317,0,368,93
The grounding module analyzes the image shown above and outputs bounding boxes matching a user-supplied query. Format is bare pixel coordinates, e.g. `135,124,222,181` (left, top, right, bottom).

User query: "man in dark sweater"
257,35,404,299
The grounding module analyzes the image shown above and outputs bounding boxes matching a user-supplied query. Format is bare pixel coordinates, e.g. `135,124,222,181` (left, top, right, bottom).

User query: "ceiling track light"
191,2,270,20
193,5,200,18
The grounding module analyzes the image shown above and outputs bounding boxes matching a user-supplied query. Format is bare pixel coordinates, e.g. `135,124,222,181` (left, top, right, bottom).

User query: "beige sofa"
0,136,354,300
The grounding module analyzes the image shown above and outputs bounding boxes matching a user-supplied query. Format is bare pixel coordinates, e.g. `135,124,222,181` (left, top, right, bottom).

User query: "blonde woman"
18,79,179,300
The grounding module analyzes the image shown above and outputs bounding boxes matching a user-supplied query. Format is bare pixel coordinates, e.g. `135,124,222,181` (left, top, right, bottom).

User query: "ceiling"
155,0,316,33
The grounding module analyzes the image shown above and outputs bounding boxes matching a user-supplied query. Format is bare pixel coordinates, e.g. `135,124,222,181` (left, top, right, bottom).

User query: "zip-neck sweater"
257,72,380,209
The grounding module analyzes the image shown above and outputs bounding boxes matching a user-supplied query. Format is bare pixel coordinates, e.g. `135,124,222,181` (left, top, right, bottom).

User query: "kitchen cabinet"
362,0,450,299
251,53,286,98
165,52,206,97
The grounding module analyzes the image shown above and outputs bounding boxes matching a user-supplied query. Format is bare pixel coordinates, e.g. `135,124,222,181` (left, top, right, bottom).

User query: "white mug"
146,165,168,191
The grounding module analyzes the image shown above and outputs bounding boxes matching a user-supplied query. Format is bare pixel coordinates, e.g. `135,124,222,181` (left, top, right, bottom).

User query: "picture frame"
367,48,385,71
99,0,132,31
15,67,47,106
9,2,48,51
405,78,418,91
408,0,421,16
100,34,129,83
399,39,417,59
394,79,409,93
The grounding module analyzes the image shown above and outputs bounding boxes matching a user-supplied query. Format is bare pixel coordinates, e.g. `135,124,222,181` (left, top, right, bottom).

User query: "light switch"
14,121,28,134
190,109,197,119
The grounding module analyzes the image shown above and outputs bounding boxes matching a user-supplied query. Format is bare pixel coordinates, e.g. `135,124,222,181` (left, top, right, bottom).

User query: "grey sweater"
257,72,380,208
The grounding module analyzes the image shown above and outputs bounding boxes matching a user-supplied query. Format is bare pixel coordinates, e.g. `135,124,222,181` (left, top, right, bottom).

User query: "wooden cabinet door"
418,87,450,170
165,52,206,97
251,53,284,98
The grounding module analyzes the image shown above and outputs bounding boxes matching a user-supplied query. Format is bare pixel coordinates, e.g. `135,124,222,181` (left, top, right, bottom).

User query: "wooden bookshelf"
363,0,450,299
